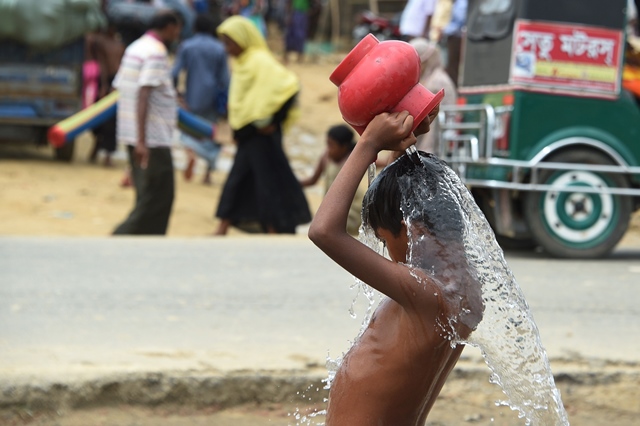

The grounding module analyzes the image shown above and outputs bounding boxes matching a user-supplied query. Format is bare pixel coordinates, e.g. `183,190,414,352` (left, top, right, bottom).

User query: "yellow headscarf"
217,16,300,131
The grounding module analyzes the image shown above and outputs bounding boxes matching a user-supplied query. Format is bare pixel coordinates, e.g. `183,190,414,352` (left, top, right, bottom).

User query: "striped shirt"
113,32,177,148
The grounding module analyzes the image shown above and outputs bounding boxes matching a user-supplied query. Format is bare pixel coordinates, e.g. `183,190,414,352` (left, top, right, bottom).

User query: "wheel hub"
567,194,591,218
543,171,614,243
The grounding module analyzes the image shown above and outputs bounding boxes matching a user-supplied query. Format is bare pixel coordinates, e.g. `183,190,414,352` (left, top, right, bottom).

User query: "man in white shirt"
399,0,437,40
112,10,182,235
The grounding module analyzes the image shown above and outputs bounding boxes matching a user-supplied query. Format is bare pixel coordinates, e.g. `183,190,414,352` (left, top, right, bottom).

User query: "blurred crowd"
44,0,640,238
82,0,470,238
83,1,325,237
87,0,603,238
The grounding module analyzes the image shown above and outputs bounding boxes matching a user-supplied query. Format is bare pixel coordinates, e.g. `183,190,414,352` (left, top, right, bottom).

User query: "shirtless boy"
308,110,483,425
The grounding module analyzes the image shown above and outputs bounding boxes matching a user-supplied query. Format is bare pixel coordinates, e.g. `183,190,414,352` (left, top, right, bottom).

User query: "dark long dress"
215,95,311,233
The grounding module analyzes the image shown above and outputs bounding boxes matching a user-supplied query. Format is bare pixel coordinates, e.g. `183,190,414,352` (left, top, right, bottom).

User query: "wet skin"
325,227,477,426
326,295,466,426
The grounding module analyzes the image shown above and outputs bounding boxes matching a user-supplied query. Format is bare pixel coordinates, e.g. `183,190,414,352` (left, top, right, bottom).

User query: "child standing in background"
300,125,366,236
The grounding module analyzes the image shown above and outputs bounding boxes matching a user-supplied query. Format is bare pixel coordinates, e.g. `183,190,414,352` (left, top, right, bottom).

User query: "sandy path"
1,60,639,243
3,374,639,425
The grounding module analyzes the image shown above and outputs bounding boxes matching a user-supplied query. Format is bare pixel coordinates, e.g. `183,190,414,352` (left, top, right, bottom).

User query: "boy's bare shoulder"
391,262,442,311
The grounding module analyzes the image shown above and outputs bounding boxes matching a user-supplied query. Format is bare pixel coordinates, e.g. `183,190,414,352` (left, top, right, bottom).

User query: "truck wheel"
472,190,536,251
54,140,75,162
524,149,631,258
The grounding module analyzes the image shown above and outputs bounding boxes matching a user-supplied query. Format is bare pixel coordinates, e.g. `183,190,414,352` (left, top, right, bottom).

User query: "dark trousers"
446,35,462,87
113,145,174,235
93,115,117,153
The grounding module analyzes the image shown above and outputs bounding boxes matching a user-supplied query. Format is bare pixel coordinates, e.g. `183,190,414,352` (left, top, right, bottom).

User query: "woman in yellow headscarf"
213,16,311,235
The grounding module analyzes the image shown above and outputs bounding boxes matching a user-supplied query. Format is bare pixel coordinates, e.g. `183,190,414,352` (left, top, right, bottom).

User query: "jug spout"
392,87,445,132
329,34,379,86
330,33,443,136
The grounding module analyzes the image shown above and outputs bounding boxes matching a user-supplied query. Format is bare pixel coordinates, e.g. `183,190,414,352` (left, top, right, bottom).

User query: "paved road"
1,237,639,386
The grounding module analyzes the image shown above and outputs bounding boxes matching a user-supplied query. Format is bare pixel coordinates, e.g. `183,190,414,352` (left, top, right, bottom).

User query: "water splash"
459,211,569,424
322,152,569,425
402,153,568,424
288,383,327,426
405,144,423,165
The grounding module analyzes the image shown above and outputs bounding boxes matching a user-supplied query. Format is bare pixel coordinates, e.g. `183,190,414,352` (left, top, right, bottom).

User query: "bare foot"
120,172,132,188
213,219,231,236
184,157,195,181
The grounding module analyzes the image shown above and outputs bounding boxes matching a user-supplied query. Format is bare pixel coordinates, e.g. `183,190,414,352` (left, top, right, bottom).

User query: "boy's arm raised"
308,112,424,307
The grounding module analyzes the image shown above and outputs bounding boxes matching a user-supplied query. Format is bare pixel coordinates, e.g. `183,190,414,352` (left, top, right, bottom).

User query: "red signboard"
509,20,624,98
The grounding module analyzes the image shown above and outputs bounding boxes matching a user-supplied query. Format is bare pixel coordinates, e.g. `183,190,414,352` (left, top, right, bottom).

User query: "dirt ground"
3,373,639,425
2,57,640,425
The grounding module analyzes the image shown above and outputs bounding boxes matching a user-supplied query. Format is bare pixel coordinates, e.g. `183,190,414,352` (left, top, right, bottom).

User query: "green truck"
439,0,640,258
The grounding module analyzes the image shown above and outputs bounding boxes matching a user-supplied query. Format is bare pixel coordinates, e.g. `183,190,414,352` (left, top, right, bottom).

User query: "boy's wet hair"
362,151,464,243
328,124,355,149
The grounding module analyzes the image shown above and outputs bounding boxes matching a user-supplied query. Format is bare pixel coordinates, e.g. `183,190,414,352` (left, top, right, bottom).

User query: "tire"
472,189,536,252
524,149,632,258
54,140,75,162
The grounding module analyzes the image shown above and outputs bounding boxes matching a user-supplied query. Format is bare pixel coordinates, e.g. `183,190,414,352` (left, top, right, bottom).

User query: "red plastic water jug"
330,34,444,135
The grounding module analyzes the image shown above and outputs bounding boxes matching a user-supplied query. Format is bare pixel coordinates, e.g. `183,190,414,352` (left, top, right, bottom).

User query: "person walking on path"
213,16,311,235
410,37,457,153
399,0,437,40
112,11,182,235
172,14,230,184
230,0,267,35
429,0,453,43
441,0,467,86
283,0,311,64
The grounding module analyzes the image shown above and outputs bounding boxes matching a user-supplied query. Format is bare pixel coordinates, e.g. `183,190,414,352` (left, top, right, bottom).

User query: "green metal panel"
509,91,640,166
465,165,511,181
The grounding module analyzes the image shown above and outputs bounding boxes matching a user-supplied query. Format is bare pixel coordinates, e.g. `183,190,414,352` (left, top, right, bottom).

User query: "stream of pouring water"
399,153,569,424
295,151,569,425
